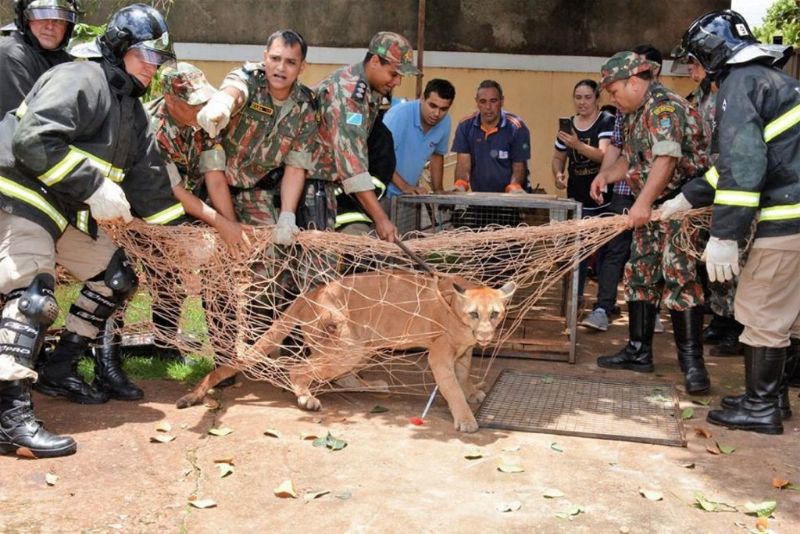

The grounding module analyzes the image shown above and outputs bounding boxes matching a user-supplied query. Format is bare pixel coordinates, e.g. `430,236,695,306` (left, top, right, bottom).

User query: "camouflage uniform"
220,62,318,226
606,56,710,311
310,32,419,232
145,75,225,195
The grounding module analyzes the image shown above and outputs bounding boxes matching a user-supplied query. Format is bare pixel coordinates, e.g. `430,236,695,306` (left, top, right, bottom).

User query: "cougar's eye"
469,311,479,320
490,311,499,320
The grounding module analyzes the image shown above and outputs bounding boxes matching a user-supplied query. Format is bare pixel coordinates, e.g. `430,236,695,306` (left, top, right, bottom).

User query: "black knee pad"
16,273,59,328
103,248,139,303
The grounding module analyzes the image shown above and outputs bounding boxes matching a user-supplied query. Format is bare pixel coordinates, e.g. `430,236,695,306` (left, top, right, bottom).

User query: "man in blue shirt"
452,80,531,193
383,79,455,198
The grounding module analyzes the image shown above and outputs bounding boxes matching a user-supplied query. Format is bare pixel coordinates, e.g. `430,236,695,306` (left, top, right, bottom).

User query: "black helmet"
14,0,80,51
678,10,758,74
98,3,175,67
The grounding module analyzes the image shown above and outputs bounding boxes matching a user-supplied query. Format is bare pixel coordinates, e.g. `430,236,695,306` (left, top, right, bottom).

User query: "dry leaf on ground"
274,480,298,498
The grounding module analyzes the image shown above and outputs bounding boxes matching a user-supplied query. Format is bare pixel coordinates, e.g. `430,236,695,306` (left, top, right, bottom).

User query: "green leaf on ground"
550,442,564,453
692,397,713,406
464,447,483,460
543,489,564,499
681,407,695,420
497,459,524,473
716,442,735,455
312,432,347,451
555,506,584,520
693,492,736,512
541,375,554,384
216,463,234,478
369,405,389,414
639,489,663,501
743,501,777,518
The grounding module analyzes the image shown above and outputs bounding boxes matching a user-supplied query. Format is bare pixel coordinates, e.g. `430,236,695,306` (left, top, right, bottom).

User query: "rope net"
100,209,708,396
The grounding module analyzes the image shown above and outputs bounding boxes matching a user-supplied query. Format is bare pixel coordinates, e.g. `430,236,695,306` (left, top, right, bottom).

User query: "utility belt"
229,166,285,195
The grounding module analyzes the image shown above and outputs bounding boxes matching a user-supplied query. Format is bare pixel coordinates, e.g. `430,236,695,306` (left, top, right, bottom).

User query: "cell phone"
559,117,573,133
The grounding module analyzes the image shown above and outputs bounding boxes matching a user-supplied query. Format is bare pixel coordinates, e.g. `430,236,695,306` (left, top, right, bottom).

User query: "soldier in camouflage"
595,51,713,395
147,62,244,249
311,31,420,242
196,29,317,244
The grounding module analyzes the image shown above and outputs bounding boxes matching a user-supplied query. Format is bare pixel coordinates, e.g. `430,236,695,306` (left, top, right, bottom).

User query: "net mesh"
97,209,708,395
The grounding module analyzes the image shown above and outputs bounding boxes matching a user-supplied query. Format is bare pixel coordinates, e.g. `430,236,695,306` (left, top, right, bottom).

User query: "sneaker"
654,313,665,334
580,308,609,332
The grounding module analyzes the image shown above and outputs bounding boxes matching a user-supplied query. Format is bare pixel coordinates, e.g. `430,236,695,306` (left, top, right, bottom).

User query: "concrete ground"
2,310,799,534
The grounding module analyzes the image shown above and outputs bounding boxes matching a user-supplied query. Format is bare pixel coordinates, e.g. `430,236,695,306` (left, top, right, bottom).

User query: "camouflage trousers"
624,218,704,310
233,188,279,226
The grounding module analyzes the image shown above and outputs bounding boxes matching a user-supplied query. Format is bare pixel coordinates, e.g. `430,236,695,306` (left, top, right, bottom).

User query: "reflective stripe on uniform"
143,202,184,225
0,175,67,231
15,101,27,119
704,166,719,189
758,203,800,222
39,146,125,187
76,210,90,233
335,211,372,228
764,102,800,143
714,190,760,207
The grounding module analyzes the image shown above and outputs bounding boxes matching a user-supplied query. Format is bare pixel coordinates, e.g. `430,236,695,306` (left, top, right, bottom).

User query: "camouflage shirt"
312,62,382,193
145,97,225,193
221,63,318,189
623,82,709,201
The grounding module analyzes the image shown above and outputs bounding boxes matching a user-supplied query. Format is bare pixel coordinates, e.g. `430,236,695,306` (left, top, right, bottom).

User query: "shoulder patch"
652,104,676,116
351,79,368,102
345,112,363,126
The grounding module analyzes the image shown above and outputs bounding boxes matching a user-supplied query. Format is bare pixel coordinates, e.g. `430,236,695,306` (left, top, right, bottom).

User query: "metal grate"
475,370,687,447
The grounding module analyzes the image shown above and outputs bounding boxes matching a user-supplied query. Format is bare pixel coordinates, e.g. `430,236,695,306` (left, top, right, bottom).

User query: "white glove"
85,179,132,223
702,237,740,283
272,211,299,246
197,91,236,137
659,193,692,221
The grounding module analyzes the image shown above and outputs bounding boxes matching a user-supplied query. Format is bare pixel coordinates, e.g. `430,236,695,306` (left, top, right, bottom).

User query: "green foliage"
754,0,800,45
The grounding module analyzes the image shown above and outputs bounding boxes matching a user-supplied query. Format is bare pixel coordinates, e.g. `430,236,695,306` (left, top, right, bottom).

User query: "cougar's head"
452,281,516,347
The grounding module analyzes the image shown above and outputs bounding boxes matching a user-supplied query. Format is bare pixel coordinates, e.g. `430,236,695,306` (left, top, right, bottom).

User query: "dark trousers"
595,192,635,312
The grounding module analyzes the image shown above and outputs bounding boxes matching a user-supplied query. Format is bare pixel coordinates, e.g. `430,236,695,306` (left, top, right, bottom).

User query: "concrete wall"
1,0,728,55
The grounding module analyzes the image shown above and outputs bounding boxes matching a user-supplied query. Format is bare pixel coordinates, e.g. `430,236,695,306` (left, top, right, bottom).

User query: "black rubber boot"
722,339,794,419
597,301,656,372
709,317,744,357
0,380,76,458
708,345,784,434
702,313,730,345
787,338,800,388
670,307,710,395
93,318,143,401
34,332,109,404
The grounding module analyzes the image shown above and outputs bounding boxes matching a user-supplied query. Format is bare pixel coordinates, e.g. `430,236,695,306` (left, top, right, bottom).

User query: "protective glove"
658,193,692,221
272,211,300,246
509,187,527,195
702,236,740,283
85,179,132,223
197,91,236,137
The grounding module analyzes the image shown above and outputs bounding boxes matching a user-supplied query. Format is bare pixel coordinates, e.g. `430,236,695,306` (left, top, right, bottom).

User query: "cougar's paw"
176,392,202,409
297,394,322,411
467,389,486,404
454,415,479,433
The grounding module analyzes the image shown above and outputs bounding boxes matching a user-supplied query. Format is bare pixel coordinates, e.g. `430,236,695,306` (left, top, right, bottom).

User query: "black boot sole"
706,413,783,434
33,383,109,405
720,398,792,420
0,440,77,458
596,360,655,373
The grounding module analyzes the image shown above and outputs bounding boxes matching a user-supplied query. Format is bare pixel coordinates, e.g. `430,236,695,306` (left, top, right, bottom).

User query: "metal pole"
415,0,426,98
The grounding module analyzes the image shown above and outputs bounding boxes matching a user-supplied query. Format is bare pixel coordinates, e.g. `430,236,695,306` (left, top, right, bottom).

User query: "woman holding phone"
551,79,615,300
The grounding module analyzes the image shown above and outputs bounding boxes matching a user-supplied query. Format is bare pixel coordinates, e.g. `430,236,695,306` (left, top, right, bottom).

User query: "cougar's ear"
498,281,516,301
453,283,467,295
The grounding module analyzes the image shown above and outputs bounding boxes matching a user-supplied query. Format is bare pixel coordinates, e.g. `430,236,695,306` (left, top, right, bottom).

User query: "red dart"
409,417,424,426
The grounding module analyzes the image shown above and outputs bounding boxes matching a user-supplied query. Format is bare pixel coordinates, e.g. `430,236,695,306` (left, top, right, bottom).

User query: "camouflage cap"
599,51,660,88
161,62,217,105
368,31,420,76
